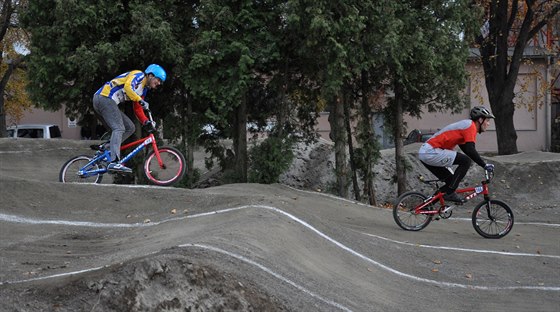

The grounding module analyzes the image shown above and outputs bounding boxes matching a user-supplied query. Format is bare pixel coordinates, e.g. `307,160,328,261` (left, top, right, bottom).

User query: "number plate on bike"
475,186,483,193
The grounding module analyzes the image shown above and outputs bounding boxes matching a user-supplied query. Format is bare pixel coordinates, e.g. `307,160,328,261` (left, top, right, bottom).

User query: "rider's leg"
420,161,454,192
105,115,125,162
446,153,471,192
93,95,125,162
120,112,136,145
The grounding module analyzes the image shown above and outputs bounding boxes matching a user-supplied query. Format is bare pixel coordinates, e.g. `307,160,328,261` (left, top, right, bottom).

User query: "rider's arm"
124,71,149,124
132,100,148,124
459,142,486,167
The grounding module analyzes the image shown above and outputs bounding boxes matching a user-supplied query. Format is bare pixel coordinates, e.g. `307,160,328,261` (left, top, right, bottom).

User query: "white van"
6,124,62,139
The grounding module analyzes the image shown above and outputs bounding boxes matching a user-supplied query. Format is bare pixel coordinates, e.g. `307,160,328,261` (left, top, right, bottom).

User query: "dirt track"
0,138,559,311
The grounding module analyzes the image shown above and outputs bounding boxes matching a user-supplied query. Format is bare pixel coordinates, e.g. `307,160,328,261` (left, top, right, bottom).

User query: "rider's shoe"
443,192,465,203
107,162,132,174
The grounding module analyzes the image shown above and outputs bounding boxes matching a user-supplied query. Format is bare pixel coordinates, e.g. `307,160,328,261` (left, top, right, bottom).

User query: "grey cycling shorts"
418,143,457,167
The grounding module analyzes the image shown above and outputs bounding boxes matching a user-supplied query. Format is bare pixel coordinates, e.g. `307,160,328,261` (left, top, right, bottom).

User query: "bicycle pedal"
443,205,456,213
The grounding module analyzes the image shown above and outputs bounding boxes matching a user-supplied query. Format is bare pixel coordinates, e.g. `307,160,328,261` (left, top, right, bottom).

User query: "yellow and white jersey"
95,70,147,104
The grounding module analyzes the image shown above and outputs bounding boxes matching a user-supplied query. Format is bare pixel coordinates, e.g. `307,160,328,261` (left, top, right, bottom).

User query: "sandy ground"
0,138,559,312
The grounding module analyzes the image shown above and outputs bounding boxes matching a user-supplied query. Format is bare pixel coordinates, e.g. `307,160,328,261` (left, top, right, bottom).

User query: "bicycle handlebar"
142,109,157,133
145,109,154,122
484,169,494,182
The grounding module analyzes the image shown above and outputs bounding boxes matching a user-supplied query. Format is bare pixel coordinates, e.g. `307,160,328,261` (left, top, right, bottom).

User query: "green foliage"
248,137,294,184
382,0,474,116
19,0,479,186
21,0,185,118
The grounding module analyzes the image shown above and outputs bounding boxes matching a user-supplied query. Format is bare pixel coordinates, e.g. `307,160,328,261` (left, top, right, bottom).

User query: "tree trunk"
276,69,289,138
328,96,349,198
360,71,376,206
343,87,360,201
492,100,518,155
484,74,519,155
233,96,248,182
184,93,194,184
394,82,406,196
0,63,15,138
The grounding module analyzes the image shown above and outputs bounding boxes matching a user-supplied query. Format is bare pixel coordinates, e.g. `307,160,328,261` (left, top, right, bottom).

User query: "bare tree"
475,0,560,155
1,0,28,137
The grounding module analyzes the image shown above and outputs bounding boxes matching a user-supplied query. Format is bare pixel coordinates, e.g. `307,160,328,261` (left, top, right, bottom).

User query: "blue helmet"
145,64,167,82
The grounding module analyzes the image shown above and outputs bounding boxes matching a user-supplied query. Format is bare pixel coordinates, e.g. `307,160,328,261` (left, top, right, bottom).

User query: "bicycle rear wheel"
59,155,104,184
143,146,186,186
393,191,433,231
472,199,514,239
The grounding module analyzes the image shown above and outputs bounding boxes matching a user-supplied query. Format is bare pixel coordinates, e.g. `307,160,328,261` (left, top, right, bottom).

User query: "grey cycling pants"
92,94,135,162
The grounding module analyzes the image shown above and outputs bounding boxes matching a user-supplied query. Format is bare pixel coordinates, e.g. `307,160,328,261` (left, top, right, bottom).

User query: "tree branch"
507,0,519,31
0,0,14,43
528,3,560,39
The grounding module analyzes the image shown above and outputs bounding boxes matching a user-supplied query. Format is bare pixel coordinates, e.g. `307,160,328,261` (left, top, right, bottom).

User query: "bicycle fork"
120,134,167,169
148,137,167,169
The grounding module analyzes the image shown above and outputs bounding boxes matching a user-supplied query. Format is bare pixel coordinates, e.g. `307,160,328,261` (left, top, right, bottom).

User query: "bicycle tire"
472,199,514,239
393,191,433,231
59,155,104,184
143,146,186,186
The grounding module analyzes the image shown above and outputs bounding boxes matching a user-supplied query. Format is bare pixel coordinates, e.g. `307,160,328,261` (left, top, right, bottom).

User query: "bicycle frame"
120,133,162,166
414,171,492,215
78,133,164,178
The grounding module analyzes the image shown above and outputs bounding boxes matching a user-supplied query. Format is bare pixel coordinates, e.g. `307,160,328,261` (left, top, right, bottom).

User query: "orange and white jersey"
426,119,477,150
95,70,147,104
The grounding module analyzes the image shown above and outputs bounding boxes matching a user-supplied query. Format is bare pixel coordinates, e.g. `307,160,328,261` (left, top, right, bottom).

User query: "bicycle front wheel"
144,147,186,186
472,199,514,239
59,155,104,184
393,191,433,231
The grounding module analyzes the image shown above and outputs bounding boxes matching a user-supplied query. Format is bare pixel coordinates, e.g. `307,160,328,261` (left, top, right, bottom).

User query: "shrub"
248,137,294,184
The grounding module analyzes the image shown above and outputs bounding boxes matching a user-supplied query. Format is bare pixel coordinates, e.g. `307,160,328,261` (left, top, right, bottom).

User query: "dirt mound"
1,138,559,311
281,140,560,221
3,250,285,312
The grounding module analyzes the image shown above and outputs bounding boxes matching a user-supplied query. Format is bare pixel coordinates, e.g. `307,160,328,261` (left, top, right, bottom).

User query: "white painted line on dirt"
514,221,560,227
452,217,560,228
283,185,384,209
0,267,106,286
87,183,178,190
246,205,560,292
357,231,560,259
1,205,559,291
285,186,560,228
57,183,560,229
0,213,144,227
0,207,250,228
1,242,353,312
180,243,353,312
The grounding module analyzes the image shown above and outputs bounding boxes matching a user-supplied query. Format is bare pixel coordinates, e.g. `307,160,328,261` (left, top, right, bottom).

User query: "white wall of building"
10,105,81,140
404,61,550,152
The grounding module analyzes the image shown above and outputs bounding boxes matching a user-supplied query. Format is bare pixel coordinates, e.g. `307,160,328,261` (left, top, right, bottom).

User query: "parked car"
6,124,62,139
403,129,436,145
